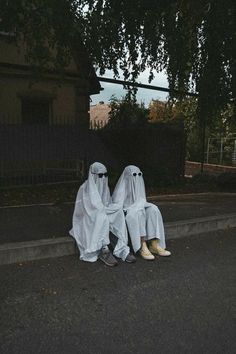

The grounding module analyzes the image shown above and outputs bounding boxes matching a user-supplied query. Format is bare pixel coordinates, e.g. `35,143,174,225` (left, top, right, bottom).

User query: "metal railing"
89,119,108,130
206,135,236,166
0,116,87,187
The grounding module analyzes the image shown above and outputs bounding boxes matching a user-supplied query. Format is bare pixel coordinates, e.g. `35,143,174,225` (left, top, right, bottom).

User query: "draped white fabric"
112,165,166,253
70,162,130,262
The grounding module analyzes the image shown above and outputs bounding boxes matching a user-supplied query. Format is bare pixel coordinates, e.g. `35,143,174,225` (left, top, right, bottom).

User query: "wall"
0,36,78,72
185,161,236,176
0,77,81,123
0,37,91,125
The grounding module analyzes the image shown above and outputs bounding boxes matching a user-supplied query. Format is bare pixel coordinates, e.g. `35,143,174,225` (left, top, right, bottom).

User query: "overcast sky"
91,70,169,106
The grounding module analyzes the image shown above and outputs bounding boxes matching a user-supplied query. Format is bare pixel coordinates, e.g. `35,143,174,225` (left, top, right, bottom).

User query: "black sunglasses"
132,172,142,176
92,172,108,178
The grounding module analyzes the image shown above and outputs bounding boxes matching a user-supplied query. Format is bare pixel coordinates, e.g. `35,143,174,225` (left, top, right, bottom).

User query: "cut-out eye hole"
132,172,142,176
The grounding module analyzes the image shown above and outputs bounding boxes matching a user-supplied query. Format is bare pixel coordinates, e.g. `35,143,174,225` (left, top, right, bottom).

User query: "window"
21,97,51,125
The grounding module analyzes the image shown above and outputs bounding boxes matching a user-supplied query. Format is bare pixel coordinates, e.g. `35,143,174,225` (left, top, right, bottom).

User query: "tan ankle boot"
140,242,155,260
149,239,171,257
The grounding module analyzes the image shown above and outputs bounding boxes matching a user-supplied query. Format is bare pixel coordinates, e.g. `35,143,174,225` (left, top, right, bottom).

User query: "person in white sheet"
112,165,171,260
69,162,136,266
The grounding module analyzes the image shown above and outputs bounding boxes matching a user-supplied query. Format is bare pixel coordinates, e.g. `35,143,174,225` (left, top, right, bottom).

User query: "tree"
78,0,235,124
0,0,235,122
148,97,199,159
0,0,78,71
105,95,149,129
148,100,167,122
148,97,236,161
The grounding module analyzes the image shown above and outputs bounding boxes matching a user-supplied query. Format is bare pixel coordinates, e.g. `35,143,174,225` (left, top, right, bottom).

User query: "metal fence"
206,135,236,166
89,119,108,130
0,113,124,187
0,124,85,187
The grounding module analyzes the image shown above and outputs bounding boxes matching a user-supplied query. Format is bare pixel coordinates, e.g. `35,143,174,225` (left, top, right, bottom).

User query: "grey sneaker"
125,253,136,263
99,248,118,267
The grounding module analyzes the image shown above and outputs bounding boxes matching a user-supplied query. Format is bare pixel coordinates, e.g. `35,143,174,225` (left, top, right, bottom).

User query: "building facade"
0,33,101,127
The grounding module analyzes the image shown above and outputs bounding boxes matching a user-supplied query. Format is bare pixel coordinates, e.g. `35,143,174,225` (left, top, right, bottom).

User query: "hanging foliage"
0,0,235,122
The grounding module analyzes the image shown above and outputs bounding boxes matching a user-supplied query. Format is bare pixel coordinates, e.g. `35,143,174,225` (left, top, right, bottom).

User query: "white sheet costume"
112,165,166,254
69,162,130,262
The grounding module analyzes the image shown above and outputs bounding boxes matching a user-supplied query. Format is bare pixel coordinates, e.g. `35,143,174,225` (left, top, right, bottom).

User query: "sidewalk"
1,192,236,244
0,193,236,265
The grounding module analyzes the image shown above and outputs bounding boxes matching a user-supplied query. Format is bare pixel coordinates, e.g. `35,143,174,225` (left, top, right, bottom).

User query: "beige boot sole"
149,246,171,257
140,251,155,260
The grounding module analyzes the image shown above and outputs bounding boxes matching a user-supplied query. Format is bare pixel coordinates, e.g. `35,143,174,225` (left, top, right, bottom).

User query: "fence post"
219,138,224,165
232,140,236,166
200,114,206,174
206,138,210,163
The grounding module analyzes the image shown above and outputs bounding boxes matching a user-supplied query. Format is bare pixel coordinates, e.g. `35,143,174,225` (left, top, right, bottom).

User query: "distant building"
0,32,101,127
90,101,111,128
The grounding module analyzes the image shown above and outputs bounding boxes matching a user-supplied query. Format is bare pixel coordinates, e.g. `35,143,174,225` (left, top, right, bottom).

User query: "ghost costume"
112,165,166,253
69,162,130,262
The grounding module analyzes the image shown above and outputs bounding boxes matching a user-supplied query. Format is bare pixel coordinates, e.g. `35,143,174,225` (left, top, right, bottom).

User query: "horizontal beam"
97,76,198,97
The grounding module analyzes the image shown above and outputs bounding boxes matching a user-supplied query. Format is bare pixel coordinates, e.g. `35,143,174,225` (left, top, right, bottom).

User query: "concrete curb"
0,237,77,266
1,213,236,265
165,213,236,239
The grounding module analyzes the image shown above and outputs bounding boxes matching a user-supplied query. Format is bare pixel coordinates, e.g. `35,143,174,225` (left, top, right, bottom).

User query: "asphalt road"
0,228,235,354
1,193,236,244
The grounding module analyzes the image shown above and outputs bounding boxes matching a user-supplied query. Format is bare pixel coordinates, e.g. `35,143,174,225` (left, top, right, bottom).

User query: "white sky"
91,70,169,106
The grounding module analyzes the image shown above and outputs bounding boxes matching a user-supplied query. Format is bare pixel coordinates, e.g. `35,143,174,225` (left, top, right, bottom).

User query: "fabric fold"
70,162,130,262
112,165,166,253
